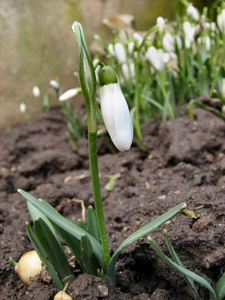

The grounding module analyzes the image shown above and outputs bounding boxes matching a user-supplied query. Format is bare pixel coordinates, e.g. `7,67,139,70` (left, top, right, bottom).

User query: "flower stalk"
72,22,111,267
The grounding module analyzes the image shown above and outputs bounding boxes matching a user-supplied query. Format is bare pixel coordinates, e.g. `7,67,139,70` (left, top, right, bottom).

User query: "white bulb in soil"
15,250,43,285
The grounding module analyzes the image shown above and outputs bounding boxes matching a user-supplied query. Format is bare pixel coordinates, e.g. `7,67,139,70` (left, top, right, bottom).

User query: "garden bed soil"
0,103,225,299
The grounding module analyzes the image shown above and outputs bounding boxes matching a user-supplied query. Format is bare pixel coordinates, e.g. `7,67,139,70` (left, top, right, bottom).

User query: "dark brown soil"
0,104,225,300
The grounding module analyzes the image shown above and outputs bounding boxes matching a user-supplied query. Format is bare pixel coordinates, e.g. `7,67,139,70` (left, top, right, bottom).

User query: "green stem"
72,22,111,268
88,130,111,268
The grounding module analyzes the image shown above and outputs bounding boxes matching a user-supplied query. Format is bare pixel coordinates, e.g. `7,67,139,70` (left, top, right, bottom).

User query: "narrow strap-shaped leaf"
163,230,200,300
81,233,101,275
87,206,101,243
27,201,60,243
26,222,64,289
52,222,85,272
33,218,75,284
215,271,225,300
18,189,105,270
106,202,187,284
147,236,217,300
78,218,87,231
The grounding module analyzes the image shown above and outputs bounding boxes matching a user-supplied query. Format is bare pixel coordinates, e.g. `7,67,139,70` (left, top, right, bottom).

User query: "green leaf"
26,222,64,289
192,100,225,121
72,21,96,105
106,202,187,284
33,218,75,285
87,206,101,243
215,271,225,300
78,218,87,231
18,189,105,271
163,230,200,300
81,233,101,275
27,201,60,243
147,236,217,300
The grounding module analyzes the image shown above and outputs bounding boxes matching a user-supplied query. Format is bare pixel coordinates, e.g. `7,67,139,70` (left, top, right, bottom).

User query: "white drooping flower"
99,66,133,152
217,9,225,33
163,32,175,53
157,16,165,31
186,3,200,21
133,33,143,47
222,78,225,98
108,43,127,64
114,42,127,63
128,41,135,55
145,46,165,71
183,21,195,49
59,88,81,101
20,103,26,114
121,62,135,80
197,35,211,51
49,80,59,90
32,86,40,97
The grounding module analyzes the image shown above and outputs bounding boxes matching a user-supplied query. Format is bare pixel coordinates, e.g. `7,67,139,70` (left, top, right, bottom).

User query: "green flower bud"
98,66,117,86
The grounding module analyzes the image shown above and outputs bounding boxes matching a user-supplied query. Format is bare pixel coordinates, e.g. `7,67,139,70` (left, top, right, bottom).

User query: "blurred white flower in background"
133,33,143,47
186,3,200,21
20,103,26,114
32,86,40,97
59,88,82,101
197,35,211,51
49,80,59,90
183,21,195,49
108,42,127,64
157,16,165,31
145,47,166,71
121,62,135,79
217,9,225,33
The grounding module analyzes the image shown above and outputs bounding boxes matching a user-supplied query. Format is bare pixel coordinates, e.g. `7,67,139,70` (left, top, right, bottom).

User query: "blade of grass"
147,236,217,300
106,202,187,284
163,230,200,300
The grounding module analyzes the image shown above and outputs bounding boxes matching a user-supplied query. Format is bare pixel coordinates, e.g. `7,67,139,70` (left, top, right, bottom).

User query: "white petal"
100,83,133,151
49,80,59,89
114,43,127,64
32,86,40,97
59,88,80,101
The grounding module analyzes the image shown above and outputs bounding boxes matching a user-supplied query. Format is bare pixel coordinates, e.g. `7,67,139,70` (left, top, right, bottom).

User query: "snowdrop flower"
128,41,135,55
121,62,135,80
157,16,165,31
133,33,143,47
217,9,225,33
222,78,225,98
20,103,26,114
114,43,127,63
163,32,175,53
49,80,59,90
183,21,195,49
186,3,199,21
197,35,211,51
32,86,40,97
145,47,165,71
59,88,81,101
108,43,127,64
98,66,133,152
108,43,115,56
